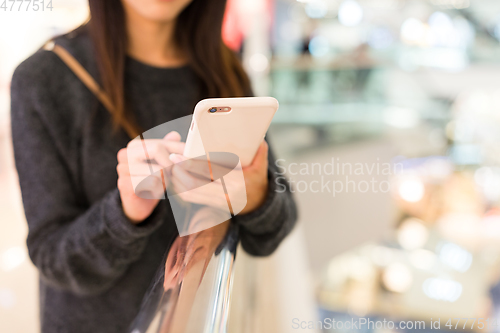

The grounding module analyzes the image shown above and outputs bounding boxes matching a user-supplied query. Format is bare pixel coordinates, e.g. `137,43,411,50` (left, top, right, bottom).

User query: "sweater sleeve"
232,143,298,256
11,54,166,296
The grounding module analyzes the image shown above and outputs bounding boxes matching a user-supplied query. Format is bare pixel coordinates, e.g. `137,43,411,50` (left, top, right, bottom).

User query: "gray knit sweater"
10,30,296,333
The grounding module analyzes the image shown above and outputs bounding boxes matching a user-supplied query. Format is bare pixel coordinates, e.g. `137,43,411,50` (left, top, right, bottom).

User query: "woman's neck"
124,7,187,68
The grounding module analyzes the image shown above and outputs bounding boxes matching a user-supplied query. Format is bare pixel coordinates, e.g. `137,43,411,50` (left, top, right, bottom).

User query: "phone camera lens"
209,107,217,113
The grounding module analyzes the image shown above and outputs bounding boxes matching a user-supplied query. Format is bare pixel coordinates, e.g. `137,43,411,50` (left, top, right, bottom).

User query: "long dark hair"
87,0,251,138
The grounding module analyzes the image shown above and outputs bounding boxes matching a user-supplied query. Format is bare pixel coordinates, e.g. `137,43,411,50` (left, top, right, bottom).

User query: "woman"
10,0,297,332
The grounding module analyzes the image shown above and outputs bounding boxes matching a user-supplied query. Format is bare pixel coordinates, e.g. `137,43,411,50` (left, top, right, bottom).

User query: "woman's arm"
232,144,298,256
11,56,166,296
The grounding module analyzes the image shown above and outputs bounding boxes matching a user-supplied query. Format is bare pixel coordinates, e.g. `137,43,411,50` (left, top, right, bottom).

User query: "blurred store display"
316,130,500,329
264,1,500,331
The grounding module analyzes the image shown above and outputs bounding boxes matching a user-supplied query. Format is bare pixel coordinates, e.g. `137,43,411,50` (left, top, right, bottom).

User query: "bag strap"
44,41,139,139
44,41,116,114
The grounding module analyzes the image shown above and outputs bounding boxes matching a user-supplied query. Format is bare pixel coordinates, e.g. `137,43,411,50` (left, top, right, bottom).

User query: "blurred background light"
494,21,500,41
453,0,470,9
409,249,437,270
289,3,308,23
419,48,468,71
449,144,482,165
1,246,26,272
349,257,375,281
438,242,472,272
249,53,270,73
474,167,500,202
398,178,425,202
338,0,363,27
382,263,413,293
423,278,463,302
424,158,453,179
428,11,457,47
430,0,470,9
429,11,453,29
370,246,397,267
279,21,302,41
453,16,475,48
437,213,482,246
0,288,16,309
401,18,427,45
397,218,429,250
308,35,330,57
383,106,420,128
305,0,328,19
368,27,394,49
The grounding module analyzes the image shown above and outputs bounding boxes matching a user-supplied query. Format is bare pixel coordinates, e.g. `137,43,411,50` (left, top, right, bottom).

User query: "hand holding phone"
172,97,278,214
169,140,269,215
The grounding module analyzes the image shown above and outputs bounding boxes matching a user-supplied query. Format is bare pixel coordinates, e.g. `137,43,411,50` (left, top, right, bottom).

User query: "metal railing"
130,221,238,333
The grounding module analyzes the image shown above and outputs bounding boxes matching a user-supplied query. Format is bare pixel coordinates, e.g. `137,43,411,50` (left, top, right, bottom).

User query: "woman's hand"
239,141,269,214
169,141,269,215
116,131,185,224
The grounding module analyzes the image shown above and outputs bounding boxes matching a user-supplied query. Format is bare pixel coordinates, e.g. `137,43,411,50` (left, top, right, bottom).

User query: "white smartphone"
184,97,279,167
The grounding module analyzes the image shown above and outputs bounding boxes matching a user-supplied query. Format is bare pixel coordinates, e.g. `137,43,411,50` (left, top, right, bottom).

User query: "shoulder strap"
43,41,115,113
43,41,138,139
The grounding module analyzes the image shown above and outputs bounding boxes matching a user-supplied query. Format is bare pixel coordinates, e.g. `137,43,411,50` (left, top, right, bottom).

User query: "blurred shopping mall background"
2,0,500,332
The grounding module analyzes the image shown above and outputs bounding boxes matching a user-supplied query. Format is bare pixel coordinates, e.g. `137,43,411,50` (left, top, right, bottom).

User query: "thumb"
163,131,181,142
169,153,188,164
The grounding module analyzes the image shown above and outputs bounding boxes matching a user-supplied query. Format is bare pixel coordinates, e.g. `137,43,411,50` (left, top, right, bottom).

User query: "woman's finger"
128,140,170,166
163,140,185,155
117,162,164,176
170,153,236,182
163,131,181,142
174,183,229,210
121,138,185,170
130,174,166,199
171,164,207,194
117,148,128,163
170,154,213,180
